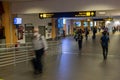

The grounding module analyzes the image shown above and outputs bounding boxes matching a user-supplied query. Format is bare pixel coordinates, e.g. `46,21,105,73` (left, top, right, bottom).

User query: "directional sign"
39,11,96,18
75,11,95,17
104,18,113,21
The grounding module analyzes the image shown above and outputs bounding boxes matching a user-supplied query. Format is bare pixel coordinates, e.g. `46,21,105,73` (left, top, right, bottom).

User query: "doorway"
38,26,45,36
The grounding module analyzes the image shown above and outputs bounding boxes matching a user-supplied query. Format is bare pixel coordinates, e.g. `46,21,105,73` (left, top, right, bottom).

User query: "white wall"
17,14,52,43
66,19,71,35
11,0,120,14
18,14,51,27
105,19,120,32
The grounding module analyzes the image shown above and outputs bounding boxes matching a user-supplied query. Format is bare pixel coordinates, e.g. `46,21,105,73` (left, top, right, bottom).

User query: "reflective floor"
0,32,120,80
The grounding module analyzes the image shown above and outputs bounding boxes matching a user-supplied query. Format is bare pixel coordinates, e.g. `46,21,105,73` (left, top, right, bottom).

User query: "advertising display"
14,18,22,25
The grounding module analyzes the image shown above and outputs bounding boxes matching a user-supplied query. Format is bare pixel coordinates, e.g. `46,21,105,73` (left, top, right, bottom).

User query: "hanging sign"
39,11,96,18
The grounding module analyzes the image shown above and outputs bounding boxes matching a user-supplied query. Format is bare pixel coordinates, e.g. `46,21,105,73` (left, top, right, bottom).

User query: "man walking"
100,32,110,60
32,28,48,74
77,29,83,50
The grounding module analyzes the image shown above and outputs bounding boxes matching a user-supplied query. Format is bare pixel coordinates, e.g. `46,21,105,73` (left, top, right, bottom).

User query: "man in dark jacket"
100,32,110,60
77,29,83,50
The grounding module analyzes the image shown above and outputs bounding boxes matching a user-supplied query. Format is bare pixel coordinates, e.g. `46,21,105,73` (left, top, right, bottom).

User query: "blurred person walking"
77,29,83,50
100,32,110,60
92,27,97,39
32,28,48,74
85,27,89,40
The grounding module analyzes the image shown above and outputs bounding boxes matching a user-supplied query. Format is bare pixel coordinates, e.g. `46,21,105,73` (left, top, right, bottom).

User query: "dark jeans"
85,34,88,40
102,46,108,60
35,48,44,72
78,40,82,50
92,33,96,39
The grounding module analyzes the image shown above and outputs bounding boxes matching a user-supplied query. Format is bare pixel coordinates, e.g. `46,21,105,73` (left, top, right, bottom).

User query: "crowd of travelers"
73,26,110,60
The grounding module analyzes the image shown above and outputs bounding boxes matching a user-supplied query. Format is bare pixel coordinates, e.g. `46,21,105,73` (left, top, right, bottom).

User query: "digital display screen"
74,22,81,27
58,18,63,28
14,18,22,24
84,22,88,27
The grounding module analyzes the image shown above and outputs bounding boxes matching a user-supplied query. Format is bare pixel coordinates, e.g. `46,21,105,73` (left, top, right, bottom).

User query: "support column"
81,20,84,30
2,2,11,44
70,19,74,35
52,18,56,39
88,21,90,30
11,14,17,43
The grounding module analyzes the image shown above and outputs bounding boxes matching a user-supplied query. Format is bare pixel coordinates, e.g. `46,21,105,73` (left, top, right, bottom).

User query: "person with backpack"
32,28,48,74
100,32,110,60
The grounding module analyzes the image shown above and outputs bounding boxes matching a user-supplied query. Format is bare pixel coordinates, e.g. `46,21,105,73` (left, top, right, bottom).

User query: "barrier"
0,41,62,67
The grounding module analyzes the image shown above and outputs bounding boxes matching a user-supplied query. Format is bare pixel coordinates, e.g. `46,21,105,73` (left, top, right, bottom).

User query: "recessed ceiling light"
98,12,106,14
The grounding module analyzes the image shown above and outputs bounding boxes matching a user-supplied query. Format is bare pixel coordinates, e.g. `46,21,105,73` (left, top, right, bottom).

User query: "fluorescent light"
63,18,66,24
98,12,106,14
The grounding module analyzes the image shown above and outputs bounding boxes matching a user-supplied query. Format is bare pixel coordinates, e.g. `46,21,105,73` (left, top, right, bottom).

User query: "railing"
0,41,62,67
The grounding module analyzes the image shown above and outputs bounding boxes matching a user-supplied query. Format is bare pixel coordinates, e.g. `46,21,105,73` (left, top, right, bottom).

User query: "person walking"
92,27,97,39
85,27,89,40
32,28,48,74
77,29,83,50
100,32,110,60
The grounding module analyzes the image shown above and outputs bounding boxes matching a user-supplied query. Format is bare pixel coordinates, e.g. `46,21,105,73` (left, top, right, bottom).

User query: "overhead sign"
93,18,104,21
39,11,96,18
104,18,113,21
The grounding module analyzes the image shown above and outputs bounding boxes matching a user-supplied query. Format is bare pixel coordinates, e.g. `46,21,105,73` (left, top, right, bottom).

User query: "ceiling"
1,0,120,17
0,0,40,1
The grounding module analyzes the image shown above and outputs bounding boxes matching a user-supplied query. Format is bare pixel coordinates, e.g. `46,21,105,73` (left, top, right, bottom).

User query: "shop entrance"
38,26,45,36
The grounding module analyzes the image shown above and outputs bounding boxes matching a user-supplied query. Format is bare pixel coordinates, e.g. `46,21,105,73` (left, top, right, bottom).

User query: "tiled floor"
0,32,120,80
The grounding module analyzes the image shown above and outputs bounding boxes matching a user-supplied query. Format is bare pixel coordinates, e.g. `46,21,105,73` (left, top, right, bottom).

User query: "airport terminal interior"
0,0,120,80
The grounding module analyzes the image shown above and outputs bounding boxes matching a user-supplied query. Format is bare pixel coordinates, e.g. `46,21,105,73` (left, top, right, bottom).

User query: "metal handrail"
0,42,62,67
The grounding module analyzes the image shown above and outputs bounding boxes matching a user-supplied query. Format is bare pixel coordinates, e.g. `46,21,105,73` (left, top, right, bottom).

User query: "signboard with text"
39,11,96,18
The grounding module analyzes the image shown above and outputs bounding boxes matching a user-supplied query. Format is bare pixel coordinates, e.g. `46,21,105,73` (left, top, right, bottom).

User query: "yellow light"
43,14,47,17
86,12,90,16
87,18,91,21
40,14,43,17
91,12,94,16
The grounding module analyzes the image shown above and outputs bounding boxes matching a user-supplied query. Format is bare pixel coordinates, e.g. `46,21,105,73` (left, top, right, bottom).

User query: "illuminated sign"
75,11,95,17
39,11,96,18
104,18,113,21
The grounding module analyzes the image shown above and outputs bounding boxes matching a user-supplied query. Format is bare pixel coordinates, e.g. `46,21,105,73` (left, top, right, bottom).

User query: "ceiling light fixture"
98,12,106,14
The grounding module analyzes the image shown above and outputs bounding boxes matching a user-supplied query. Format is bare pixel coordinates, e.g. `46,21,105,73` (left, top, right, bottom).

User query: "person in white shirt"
32,29,48,74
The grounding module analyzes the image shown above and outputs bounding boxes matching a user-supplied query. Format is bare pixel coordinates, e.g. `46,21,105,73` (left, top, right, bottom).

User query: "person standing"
100,32,110,60
85,27,89,40
77,29,83,50
63,30,66,37
92,27,97,39
32,28,48,74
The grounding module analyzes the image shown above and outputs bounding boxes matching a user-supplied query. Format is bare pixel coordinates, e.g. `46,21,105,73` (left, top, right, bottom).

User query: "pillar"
2,1,11,44
51,18,56,39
